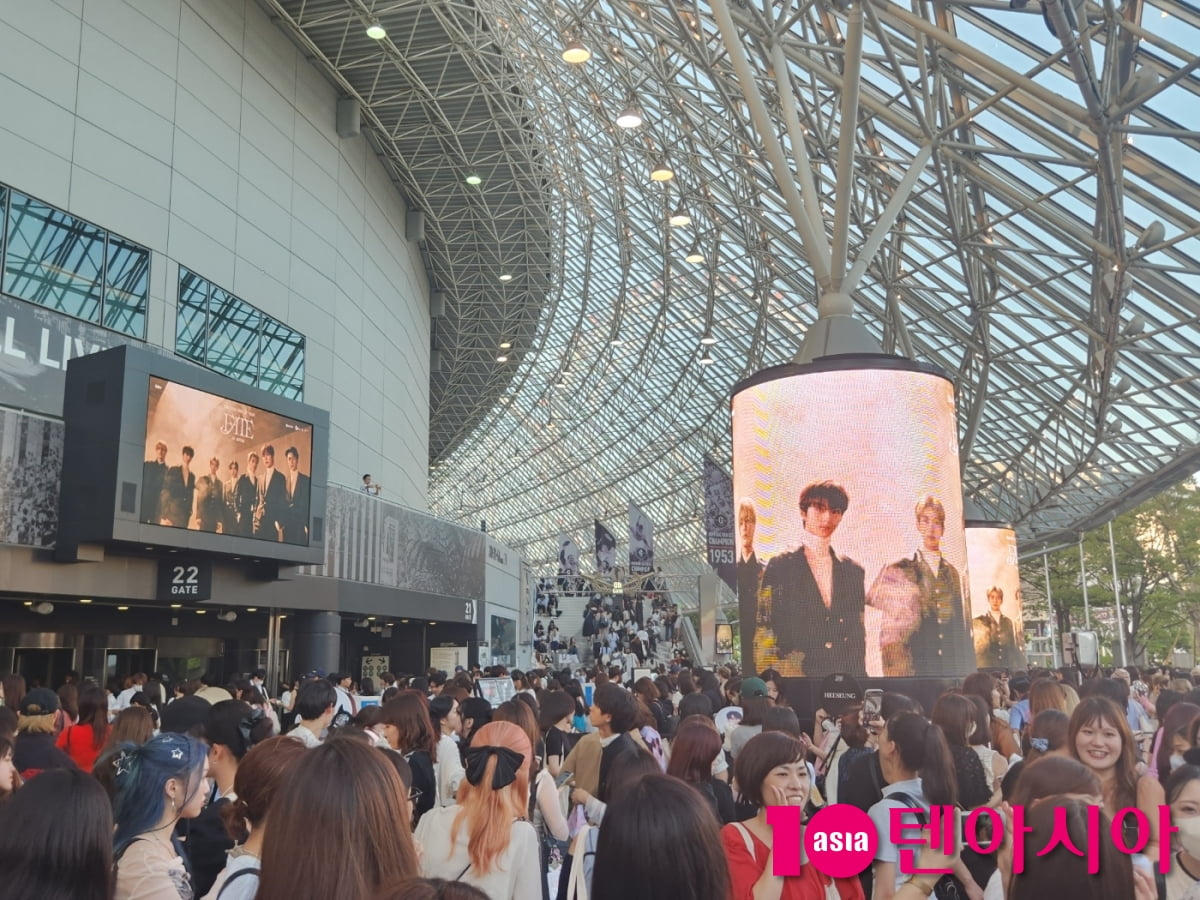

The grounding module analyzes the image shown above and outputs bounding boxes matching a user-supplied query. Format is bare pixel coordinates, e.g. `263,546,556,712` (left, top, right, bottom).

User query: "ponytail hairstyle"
885,711,958,808
108,732,208,856
450,721,531,874
221,736,308,842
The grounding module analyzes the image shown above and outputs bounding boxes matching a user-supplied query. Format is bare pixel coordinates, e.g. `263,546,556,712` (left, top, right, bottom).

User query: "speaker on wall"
336,97,361,138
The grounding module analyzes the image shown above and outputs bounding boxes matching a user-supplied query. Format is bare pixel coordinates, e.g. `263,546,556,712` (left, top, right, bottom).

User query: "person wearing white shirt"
286,679,336,748
429,695,466,806
416,723,541,900
113,673,149,713
330,674,357,721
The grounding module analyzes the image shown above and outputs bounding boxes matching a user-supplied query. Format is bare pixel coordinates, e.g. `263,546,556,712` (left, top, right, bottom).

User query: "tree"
1027,481,1200,665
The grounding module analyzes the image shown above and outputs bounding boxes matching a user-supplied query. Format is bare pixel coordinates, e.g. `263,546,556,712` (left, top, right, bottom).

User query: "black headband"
463,745,526,790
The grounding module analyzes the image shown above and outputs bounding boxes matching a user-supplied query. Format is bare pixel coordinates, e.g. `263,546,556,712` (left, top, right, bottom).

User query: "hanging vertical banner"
628,503,655,576
594,519,618,577
703,455,737,592
556,532,581,578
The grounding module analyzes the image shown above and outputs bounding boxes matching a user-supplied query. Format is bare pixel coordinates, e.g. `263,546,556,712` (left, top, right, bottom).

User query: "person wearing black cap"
12,688,76,780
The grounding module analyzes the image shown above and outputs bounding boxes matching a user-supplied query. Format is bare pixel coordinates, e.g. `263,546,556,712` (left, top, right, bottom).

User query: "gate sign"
156,559,213,602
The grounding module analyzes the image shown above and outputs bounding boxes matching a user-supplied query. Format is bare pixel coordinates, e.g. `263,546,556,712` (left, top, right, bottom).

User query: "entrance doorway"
103,649,158,685
13,648,76,689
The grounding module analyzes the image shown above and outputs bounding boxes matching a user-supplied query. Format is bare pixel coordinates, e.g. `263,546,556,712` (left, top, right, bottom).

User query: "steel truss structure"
261,0,1200,599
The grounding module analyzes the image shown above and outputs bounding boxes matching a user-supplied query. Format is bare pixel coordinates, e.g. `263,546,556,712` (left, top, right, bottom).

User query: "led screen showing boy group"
731,362,968,678
965,525,1025,670
141,376,314,545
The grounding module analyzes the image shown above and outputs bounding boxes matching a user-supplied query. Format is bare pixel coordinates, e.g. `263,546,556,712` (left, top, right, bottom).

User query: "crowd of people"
532,575,687,671
3,660,1200,899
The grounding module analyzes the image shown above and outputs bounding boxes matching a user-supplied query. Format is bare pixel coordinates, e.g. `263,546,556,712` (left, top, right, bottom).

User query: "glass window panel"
260,317,305,400
3,192,103,322
175,268,209,363
207,288,260,387
103,235,149,338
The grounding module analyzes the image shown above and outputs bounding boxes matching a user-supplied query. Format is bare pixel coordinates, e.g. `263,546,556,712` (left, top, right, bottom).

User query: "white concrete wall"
0,0,430,508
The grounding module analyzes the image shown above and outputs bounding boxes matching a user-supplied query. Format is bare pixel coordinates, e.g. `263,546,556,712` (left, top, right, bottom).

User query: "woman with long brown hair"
256,738,419,900
415,721,541,900
56,684,110,772
380,691,438,823
1068,696,1165,859
667,717,735,824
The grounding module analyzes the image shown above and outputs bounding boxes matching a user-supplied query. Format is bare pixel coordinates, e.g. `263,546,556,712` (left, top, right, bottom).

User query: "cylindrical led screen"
965,525,1025,670
732,358,969,678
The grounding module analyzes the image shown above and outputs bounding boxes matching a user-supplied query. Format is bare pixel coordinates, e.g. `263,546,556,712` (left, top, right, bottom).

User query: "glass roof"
262,0,1200,602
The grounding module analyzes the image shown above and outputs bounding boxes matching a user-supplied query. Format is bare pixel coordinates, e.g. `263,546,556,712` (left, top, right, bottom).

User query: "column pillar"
291,610,342,676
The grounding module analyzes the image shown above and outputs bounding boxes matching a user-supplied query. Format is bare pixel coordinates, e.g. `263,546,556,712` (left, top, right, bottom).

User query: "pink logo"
767,804,877,878
805,805,877,878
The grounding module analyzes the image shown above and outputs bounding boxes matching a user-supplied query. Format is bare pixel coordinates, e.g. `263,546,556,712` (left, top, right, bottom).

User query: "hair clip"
1030,737,1049,752
114,748,135,776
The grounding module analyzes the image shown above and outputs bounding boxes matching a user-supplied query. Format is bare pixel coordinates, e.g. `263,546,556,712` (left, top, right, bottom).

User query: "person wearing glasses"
758,480,866,677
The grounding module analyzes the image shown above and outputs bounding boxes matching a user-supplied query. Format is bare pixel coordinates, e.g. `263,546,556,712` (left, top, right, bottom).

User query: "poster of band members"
628,503,655,576
141,376,314,546
965,525,1025,670
703,455,736,592
557,532,583,593
595,520,617,577
0,408,64,547
731,363,969,678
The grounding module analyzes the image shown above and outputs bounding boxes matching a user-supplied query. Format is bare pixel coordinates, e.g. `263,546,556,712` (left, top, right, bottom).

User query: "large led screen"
732,359,970,678
141,376,314,545
965,525,1025,671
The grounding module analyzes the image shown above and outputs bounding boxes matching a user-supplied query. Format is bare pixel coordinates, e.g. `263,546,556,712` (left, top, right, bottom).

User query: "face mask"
1177,816,1200,858
1171,754,1187,772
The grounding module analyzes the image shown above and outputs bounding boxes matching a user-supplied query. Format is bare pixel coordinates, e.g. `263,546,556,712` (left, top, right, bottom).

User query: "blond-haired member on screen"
758,480,866,677
867,496,972,676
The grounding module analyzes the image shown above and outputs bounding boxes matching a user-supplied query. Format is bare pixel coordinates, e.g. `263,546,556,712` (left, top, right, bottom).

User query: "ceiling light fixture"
195,609,207,615
118,605,129,611
365,17,387,39
170,603,182,609
650,159,674,182
700,330,717,345
79,598,92,604
497,354,509,363
616,103,643,129
685,241,704,263
562,39,591,64
465,173,482,186
700,350,715,366
246,607,257,612
499,341,512,349
610,336,623,346
499,273,513,282
669,206,692,227
32,601,54,615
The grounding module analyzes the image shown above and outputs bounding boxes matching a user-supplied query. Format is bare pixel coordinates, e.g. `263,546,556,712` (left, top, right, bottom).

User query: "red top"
55,723,110,773
722,822,866,900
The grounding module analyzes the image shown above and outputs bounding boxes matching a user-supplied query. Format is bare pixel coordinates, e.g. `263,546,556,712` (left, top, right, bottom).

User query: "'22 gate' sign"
156,559,214,602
